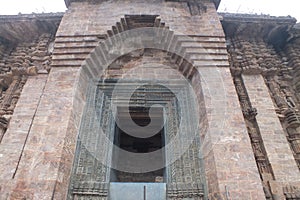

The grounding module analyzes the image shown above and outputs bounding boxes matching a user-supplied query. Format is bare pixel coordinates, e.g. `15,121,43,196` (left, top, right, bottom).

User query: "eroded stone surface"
0,1,300,200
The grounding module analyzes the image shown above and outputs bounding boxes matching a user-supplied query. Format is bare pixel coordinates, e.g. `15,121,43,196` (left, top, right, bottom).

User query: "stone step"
55,34,106,42
188,53,228,60
53,47,94,54
185,47,228,55
180,41,226,48
177,35,226,43
193,60,229,67
52,54,88,60
54,42,98,48
51,59,84,67
184,43,226,49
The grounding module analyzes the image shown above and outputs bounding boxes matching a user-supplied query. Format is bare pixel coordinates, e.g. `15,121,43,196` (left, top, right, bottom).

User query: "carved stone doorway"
68,79,206,200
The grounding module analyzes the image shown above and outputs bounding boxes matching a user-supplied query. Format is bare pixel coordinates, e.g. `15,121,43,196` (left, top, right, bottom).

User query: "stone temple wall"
0,1,299,200
0,1,264,199
0,14,62,199
43,1,263,199
0,33,54,142
222,13,300,199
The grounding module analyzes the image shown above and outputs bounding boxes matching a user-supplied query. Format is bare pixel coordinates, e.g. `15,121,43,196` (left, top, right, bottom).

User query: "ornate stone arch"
67,15,209,200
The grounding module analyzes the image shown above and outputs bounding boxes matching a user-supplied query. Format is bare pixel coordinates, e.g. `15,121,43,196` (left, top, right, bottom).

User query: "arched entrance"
67,15,209,200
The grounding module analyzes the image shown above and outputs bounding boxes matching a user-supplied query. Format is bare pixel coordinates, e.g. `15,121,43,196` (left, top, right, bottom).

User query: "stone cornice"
0,12,64,21
219,12,296,23
64,0,221,9
220,12,297,48
0,13,63,46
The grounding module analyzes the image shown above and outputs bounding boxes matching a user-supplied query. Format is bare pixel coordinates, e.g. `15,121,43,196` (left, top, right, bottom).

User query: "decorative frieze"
284,185,300,200
167,183,204,199
72,182,109,197
228,39,281,76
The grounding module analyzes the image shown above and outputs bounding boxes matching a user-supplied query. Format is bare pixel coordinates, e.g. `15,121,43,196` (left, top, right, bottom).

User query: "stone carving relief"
283,185,300,199
68,81,206,200
0,33,54,143
229,35,300,198
229,39,281,76
233,75,276,199
286,26,300,95
228,36,300,169
264,65,300,169
167,183,204,199
280,29,300,169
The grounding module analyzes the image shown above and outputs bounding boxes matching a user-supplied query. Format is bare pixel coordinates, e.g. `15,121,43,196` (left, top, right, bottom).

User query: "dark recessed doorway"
110,106,165,183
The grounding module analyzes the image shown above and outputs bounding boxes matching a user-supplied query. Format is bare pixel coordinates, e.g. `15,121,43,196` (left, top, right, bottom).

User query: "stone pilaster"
242,74,300,184
198,67,265,200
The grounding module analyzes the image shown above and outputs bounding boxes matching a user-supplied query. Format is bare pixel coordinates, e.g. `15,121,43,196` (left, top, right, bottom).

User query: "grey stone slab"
109,182,166,200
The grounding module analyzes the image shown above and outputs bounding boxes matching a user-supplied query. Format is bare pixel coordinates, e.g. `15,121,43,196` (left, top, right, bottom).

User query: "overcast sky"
0,0,299,22
219,0,300,21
